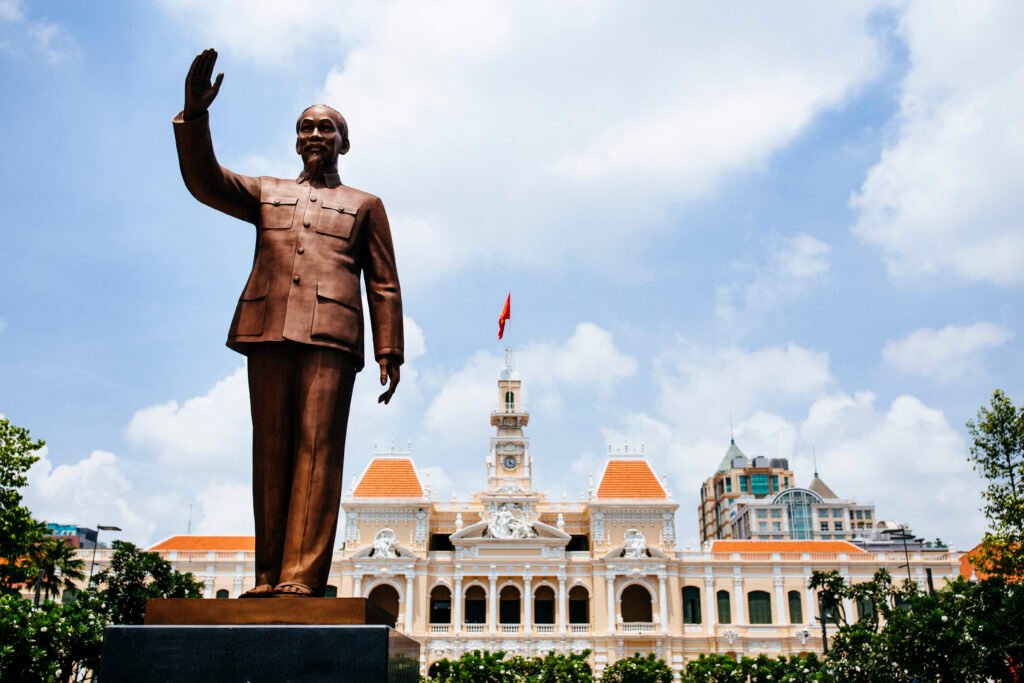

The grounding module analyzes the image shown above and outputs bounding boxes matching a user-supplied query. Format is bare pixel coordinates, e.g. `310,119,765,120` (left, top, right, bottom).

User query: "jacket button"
292,275,300,284
310,196,318,202
303,220,311,228
297,247,305,255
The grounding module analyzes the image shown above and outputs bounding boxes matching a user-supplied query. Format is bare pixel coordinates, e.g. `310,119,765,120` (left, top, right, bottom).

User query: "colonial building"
83,360,963,678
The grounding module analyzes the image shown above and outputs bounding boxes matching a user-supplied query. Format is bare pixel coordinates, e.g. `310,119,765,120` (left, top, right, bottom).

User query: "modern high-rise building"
698,440,795,543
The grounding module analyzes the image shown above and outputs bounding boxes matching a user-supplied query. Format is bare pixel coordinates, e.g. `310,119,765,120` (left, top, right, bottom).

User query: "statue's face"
295,105,349,162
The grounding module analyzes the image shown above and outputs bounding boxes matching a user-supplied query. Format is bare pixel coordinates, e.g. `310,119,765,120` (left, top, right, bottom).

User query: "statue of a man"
172,49,403,598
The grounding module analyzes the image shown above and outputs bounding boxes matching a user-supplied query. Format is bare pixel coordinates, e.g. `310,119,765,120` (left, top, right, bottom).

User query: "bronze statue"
173,49,404,598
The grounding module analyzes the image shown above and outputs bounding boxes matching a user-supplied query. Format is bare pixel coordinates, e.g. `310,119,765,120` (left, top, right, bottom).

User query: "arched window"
620,584,653,623
429,586,452,624
716,590,732,624
215,589,229,599
568,586,589,624
856,596,876,623
788,590,803,623
748,590,772,624
324,585,338,598
683,586,702,624
533,585,555,625
499,585,521,624
505,391,515,411
464,585,486,624
368,584,400,621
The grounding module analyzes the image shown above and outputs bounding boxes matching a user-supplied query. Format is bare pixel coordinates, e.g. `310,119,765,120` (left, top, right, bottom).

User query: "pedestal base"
100,625,420,682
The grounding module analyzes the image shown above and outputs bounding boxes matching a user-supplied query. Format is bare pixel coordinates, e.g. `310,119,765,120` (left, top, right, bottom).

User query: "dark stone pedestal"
100,624,420,682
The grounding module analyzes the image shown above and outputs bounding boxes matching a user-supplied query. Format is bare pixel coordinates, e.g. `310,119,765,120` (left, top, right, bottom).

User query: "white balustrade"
463,624,485,633
534,624,554,633
622,622,655,633
500,624,521,634
569,624,591,634
430,624,451,634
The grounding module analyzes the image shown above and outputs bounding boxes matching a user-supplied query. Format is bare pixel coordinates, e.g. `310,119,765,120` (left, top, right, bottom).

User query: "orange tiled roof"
712,540,866,554
353,457,424,498
149,536,255,551
596,459,666,499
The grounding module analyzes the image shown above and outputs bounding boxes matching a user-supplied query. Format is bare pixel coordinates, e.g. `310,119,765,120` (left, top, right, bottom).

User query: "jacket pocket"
311,281,361,345
259,197,298,230
234,279,269,336
316,202,357,240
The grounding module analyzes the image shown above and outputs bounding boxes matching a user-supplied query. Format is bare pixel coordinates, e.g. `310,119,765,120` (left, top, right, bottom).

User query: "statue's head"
295,104,349,183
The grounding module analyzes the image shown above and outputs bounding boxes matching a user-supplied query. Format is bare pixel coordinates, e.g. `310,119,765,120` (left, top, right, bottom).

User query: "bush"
426,649,592,682
600,653,672,683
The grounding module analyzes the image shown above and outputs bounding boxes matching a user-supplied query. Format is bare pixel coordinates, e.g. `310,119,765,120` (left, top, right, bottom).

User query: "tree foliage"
426,649,592,683
0,417,46,595
600,653,672,683
91,540,203,625
967,389,1024,579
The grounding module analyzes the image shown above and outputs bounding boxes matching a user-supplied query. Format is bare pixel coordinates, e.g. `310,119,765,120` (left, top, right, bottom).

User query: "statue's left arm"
362,197,404,404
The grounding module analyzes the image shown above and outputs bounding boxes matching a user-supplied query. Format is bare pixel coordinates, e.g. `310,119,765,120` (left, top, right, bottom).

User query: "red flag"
498,292,511,340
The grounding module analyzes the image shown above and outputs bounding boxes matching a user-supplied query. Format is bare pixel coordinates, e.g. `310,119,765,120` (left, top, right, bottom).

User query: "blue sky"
1,1,1021,550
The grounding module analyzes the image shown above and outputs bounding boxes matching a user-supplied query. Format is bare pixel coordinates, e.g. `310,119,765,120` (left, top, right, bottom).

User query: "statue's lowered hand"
184,48,224,121
378,357,401,405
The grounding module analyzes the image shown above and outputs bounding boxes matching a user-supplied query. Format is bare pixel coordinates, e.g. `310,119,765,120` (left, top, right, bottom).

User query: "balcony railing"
569,624,591,634
463,624,485,633
429,624,451,634
500,624,520,634
622,622,655,633
534,624,554,633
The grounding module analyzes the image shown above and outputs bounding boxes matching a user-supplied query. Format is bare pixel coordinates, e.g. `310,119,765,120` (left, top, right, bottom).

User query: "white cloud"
0,0,23,23
599,339,983,549
125,366,251,473
161,1,884,285
852,0,1024,284
194,482,253,535
883,322,1013,380
717,233,831,326
0,1,77,62
24,447,158,543
423,322,636,458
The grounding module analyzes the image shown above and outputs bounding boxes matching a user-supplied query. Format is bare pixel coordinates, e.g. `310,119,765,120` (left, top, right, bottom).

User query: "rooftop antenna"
729,414,735,445
187,503,193,535
812,447,819,478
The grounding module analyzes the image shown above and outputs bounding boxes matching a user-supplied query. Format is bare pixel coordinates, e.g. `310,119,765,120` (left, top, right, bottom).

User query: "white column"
606,574,616,633
453,576,463,633
203,576,214,599
657,574,669,631
773,576,786,624
804,577,817,625
704,575,717,634
405,573,415,632
558,575,568,634
353,573,363,597
733,577,745,625
489,575,498,632
523,576,532,633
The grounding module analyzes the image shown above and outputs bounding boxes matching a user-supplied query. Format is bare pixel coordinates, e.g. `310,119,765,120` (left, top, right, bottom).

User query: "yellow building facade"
87,364,962,678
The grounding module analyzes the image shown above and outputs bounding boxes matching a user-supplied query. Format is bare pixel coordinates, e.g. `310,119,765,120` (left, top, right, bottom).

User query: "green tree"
967,389,1024,579
29,535,86,603
0,417,46,595
600,653,672,683
92,540,203,625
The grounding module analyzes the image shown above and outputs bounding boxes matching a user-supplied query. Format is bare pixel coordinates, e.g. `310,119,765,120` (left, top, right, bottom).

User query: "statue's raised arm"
184,48,224,121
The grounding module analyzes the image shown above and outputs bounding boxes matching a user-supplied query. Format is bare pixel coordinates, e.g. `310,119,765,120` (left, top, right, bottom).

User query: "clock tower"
487,347,532,492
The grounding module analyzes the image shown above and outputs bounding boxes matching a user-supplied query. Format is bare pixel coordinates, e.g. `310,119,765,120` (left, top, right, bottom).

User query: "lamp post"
88,524,122,584
816,594,837,654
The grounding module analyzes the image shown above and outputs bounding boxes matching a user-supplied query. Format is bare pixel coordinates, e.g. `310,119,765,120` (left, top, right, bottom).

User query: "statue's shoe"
239,584,275,599
272,582,315,598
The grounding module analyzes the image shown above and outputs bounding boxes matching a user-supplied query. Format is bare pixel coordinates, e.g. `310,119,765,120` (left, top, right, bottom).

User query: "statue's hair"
296,104,349,142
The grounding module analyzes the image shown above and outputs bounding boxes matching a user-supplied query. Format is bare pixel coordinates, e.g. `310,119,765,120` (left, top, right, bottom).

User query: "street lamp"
816,594,838,654
88,524,122,584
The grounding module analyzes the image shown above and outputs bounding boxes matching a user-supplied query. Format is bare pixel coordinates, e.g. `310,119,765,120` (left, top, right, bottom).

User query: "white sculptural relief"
623,528,648,559
486,502,535,539
373,528,399,558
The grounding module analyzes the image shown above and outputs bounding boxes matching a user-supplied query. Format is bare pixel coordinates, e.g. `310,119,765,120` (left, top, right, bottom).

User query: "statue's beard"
298,149,329,185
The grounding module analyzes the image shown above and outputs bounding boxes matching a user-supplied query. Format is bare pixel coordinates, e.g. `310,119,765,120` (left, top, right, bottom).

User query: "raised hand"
377,357,401,405
184,48,224,121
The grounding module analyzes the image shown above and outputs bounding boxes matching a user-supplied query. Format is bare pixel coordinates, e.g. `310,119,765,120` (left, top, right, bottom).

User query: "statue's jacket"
172,112,403,372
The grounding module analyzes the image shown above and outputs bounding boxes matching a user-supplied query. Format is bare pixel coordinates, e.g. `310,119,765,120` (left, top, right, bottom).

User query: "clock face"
503,455,517,470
